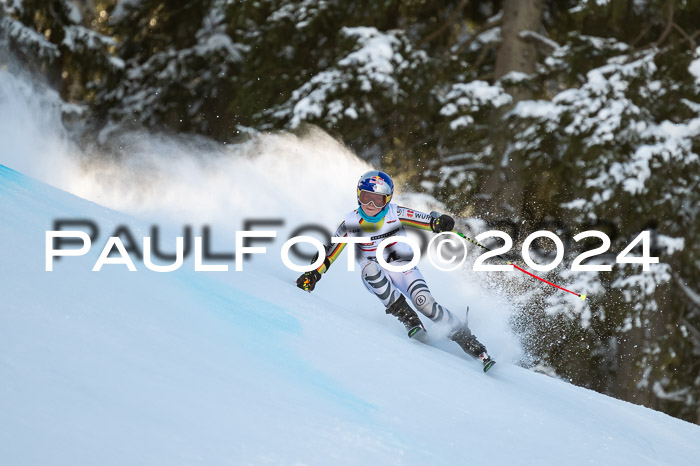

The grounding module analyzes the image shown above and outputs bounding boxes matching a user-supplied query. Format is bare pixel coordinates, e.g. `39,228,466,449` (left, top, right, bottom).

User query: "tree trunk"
494,0,543,80
477,0,543,224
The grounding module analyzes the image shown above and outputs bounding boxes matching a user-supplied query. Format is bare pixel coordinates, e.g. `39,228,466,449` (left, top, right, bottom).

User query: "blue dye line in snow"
178,267,379,416
2,162,378,417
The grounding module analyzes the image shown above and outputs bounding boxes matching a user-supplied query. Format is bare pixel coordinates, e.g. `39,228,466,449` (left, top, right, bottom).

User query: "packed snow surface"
1,163,699,465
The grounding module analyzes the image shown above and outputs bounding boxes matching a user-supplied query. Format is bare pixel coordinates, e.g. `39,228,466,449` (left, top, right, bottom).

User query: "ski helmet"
357,170,393,222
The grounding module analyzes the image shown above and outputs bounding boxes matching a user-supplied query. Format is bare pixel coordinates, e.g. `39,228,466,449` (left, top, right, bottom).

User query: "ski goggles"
358,189,389,208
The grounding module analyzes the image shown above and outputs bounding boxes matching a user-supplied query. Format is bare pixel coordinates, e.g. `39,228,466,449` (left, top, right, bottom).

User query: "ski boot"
386,295,426,338
449,325,496,372
479,352,496,373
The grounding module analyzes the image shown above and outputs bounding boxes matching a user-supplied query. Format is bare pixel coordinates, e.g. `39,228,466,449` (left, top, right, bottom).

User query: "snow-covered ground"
2,163,700,465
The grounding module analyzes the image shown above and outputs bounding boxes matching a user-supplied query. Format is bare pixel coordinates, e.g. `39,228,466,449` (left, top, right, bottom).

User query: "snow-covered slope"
2,164,700,466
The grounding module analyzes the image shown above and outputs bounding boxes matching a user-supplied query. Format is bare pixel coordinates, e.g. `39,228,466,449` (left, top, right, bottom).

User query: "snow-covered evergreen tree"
1,0,118,107
92,0,247,140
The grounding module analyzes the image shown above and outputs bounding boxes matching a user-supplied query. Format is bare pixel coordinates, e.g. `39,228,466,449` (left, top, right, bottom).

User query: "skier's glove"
431,214,455,233
297,270,321,292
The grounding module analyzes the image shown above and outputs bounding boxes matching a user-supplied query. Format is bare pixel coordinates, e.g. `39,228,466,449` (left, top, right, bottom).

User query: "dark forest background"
1,0,699,424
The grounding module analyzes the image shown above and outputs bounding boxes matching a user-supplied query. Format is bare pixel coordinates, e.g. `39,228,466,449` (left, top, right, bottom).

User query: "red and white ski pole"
453,230,588,301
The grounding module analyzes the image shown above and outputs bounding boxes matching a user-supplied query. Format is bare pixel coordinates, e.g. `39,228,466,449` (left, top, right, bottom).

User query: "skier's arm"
296,220,348,292
398,207,455,233
314,221,348,275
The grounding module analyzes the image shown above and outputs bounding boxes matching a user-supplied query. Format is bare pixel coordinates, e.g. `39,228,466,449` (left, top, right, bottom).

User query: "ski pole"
452,230,588,301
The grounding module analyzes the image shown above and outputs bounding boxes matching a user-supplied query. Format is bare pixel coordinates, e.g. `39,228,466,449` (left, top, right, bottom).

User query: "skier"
296,170,495,372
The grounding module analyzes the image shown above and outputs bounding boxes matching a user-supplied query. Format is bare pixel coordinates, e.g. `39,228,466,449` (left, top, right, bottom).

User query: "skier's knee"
413,292,453,324
412,291,435,316
414,294,456,325
362,260,400,306
362,261,386,286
